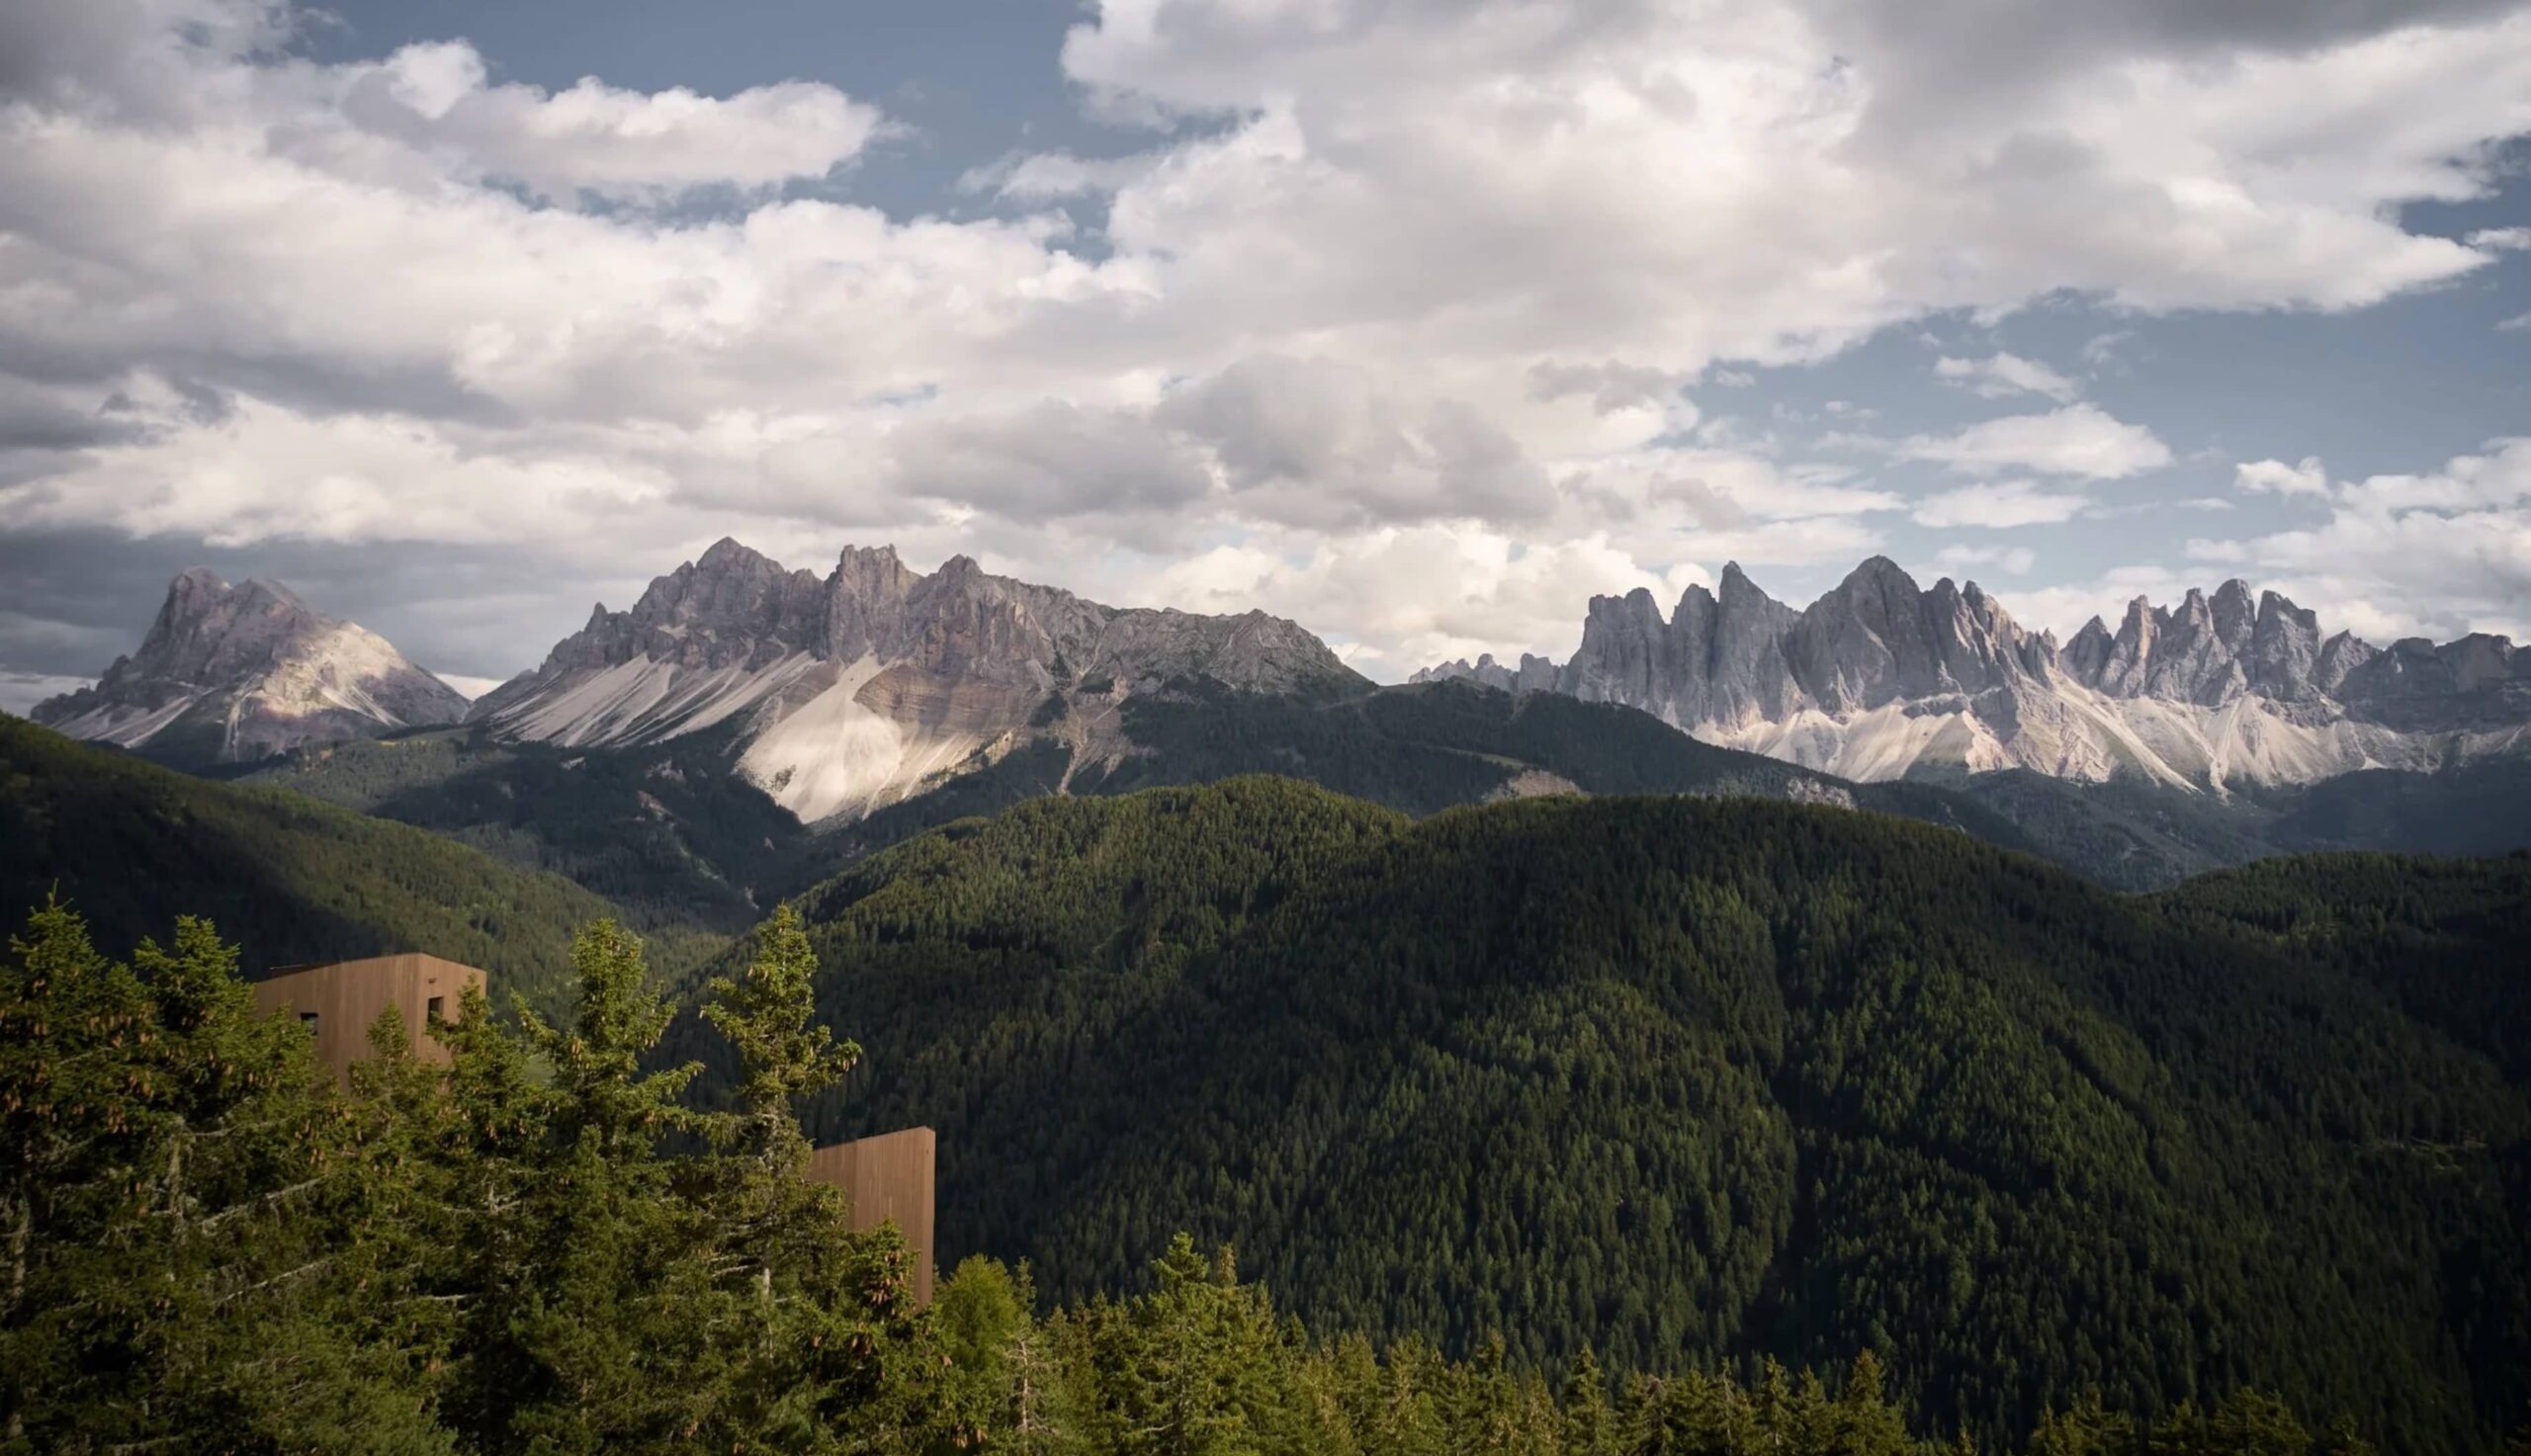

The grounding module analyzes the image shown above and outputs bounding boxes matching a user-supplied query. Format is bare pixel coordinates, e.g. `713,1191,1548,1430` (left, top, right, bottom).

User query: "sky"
2,0,2529,712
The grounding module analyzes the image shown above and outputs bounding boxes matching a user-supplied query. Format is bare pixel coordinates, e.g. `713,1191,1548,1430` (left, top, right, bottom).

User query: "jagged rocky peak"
1782,557,2001,713
469,540,1368,822
29,568,469,764
2333,632,2528,731
1413,557,2531,790
2244,589,2322,700
2057,581,2339,707
2059,615,2116,686
1411,651,1558,694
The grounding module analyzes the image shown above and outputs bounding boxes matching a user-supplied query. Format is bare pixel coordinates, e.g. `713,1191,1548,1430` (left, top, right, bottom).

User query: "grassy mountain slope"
1,716,709,1014
686,778,2529,1452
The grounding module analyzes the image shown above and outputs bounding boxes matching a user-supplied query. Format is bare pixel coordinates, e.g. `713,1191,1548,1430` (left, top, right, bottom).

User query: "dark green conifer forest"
673,780,2530,1454
6,897,2507,1455
8,715,2528,1453
0,715,720,1018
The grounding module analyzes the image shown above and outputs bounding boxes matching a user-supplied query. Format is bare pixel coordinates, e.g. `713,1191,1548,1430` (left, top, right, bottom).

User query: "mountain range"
24,544,2531,903
1417,557,2531,790
29,568,470,765
469,538,1363,821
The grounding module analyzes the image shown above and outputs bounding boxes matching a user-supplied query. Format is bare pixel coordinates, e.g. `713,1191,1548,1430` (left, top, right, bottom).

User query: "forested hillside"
3,898,2414,1455
231,680,2078,900
0,717,709,1014
239,721,813,933
682,779,2531,1452
241,681,2531,913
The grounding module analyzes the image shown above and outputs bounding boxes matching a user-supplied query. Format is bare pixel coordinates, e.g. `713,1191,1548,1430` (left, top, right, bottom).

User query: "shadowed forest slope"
665,779,2530,1452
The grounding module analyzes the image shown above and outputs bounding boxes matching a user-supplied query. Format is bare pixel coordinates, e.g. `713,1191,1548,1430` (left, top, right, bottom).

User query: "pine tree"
704,903,859,1174
2032,1393,2137,1456
469,919,731,1453
0,899,146,1446
1559,1345,1614,1456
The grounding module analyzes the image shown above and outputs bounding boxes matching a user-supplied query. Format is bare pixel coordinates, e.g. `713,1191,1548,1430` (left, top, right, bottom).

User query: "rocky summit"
31,569,471,765
1416,557,2531,790
469,538,1367,822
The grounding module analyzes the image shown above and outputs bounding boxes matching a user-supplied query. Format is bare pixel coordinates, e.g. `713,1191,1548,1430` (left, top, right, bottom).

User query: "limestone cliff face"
32,570,469,764
472,539,1367,821
1418,557,2531,790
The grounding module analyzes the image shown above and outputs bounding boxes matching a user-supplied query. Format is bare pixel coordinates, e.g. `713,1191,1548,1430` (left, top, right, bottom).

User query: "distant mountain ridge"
31,568,469,764
1417,557,2531,789
469,538,1367,822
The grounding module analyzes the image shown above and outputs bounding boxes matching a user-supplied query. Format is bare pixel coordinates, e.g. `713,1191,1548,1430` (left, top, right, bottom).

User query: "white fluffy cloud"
2234,457,2332,498
1146,528,1709,675
1934,353,2081,402
1932,544,2038,576
2164,441,2531,641
1912,479,2092,529
1899,406,2173,480
347,43,889,205
2,0,2529,679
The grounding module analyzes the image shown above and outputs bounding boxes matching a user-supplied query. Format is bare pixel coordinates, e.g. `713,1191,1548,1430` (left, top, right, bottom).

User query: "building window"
300,1011,319,1033
426,995,445,1024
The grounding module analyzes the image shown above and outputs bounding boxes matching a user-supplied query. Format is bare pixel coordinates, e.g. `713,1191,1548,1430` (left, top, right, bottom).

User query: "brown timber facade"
249,953,485,1082
248,953,938,1304
806,1128,938,1306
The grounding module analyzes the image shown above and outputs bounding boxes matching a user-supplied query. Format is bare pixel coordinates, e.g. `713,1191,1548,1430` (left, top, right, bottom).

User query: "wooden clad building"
249,954,939,1305
249,953,485,1082
806,1127,938,1305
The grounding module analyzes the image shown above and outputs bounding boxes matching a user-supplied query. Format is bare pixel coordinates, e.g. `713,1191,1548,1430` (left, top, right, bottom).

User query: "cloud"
1934,353,2081,402
889,400,1215,527
2500,310,2531,333
1153,355,1561,530
1061,0,2531,334
1143,527,1708,678
2216,440,2531,640
2469,225,2531,251
2233,456,2331,498
1933,543,2038,575
0,397,679,547
1912,479,2092,528
2184,538,2249,562
959,147,1161,201
344,43,890,205
2,0,2529,679
1995,443,2531,644
1898,405,2173,479
1528,361,1698,421
2081,330,2136,368
0,670,92,718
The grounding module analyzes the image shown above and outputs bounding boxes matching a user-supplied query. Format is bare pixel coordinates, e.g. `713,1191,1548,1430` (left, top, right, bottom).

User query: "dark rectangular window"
426,995,446,1024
